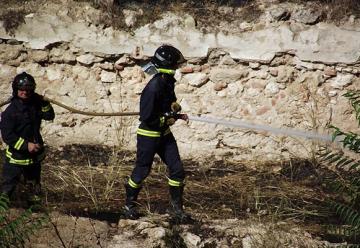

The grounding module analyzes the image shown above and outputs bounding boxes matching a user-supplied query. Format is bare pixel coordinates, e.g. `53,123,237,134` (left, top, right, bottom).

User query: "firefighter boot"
124,183,141,219
26,182,42,209
169,186,192,223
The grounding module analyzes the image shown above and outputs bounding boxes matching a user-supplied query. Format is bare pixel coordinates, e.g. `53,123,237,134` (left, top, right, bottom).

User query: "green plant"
318,90,360,245
0,194,48,247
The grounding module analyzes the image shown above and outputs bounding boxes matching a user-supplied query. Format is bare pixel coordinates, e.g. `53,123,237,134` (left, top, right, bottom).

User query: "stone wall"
0,2,358,162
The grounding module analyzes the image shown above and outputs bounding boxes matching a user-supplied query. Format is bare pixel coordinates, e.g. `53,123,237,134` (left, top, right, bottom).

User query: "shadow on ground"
0,144,345,242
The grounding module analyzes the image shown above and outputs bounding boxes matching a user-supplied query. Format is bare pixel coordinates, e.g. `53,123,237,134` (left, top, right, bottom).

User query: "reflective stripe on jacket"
138,72,177,137
5,147,45,166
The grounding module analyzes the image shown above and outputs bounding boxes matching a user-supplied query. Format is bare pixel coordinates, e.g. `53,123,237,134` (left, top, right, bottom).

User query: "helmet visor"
17,85,35,91
16,78,35,91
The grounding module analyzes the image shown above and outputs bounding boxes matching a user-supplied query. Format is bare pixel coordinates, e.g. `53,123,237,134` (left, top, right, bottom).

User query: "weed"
318,90,360,246
280,0,360,20
0,194,48,247
247,221,326,248
163,225,187,248
0,9,27,35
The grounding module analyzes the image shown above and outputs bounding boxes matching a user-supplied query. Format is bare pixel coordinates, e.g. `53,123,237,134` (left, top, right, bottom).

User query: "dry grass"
244,220,327,248
280,0,360,21
0,144,348,244
90,0,360,31
106,0,261,31
0,0,47,35
36,146,335,227
185,160,331,222
41,145,134,212
1,0,359,36
0,9,27,35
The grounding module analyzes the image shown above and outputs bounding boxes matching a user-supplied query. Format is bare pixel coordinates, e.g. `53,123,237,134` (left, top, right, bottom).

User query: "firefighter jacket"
137,73,177,137
0,93,55,165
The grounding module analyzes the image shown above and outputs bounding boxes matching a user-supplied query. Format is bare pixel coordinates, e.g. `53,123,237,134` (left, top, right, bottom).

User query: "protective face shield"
141,61,159,75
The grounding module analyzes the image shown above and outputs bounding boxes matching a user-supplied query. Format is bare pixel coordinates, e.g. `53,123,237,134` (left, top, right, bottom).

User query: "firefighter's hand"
164,112,177,126
171,102,182,113
166,118,176,126
177,114,189,124
28,142,41,153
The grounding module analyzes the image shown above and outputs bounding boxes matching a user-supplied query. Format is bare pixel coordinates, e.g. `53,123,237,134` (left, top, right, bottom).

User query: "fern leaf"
326,224,360,242
337,159,356,170
322,90,360,246
350,162,360,170
318,150,359,171
317,149,360,171
336,158,352,167
352,177,360,187
350,213,360,227
0,204,48,247
343,90,360,126
321,152,341,162
0,194,9,213
329,154,346,164
332,202,360,228
318,146,331,156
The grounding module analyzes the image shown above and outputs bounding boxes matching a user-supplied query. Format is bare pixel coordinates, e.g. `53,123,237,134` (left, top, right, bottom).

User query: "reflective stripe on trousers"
130,132,185,186
137,128,171,137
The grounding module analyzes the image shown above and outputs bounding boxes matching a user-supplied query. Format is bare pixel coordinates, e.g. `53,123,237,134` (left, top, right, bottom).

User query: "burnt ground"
0,144,348,243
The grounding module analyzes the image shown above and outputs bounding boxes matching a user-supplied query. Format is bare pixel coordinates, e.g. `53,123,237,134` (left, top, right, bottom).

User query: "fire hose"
0,97,139,117
0,96,333,142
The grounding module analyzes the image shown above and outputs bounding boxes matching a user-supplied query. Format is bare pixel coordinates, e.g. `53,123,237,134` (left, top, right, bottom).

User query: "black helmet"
12,72,36,95
151,45,185,69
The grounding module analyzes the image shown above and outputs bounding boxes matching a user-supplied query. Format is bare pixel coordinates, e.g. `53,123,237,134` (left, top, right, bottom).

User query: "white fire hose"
0,97,333,142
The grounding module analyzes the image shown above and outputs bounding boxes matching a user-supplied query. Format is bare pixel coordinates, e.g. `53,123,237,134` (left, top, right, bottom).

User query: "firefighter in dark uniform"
0,72,55,204
124,45,190,221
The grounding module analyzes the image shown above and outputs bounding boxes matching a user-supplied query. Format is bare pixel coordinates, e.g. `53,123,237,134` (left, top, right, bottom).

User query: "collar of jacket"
12,96,36,108
157,68,175,75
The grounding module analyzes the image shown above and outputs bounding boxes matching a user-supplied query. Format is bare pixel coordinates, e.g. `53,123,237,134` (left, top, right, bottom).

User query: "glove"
177,113,189,123
164,111,178,126
171,102,182,113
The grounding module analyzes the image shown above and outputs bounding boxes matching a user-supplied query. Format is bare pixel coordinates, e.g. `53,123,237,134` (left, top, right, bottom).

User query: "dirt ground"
0,144,345,245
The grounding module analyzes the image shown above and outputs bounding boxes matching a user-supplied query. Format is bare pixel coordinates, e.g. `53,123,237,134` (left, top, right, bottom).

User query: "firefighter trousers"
130,132,185,185
1,161,41,197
